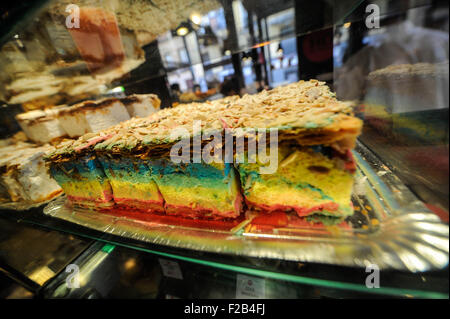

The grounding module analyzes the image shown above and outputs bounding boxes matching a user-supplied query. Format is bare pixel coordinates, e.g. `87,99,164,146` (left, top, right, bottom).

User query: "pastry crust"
47,80,362,161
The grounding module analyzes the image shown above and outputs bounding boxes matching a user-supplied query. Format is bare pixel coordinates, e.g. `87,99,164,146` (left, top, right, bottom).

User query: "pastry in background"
58,98,130,138
67,7,125,73
16,108,67,144
0,142,62,203
120,94,161,118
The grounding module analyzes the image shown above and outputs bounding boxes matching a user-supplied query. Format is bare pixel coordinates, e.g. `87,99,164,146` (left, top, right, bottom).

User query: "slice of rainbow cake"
97,156,164,212
150,160,242,219
237,144,356,221
49,153,113,208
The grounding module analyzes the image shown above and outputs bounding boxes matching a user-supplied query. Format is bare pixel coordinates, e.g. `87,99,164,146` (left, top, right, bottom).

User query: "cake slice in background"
0,143,62,203
121,94,161,118
67,7,125,73
58,98,130,138
16,108,67,144
237,143,356,223
6,146,63,202
0,147,31,202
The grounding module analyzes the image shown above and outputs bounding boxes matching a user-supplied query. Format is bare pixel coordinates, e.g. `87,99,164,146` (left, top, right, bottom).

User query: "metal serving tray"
43,141,449,271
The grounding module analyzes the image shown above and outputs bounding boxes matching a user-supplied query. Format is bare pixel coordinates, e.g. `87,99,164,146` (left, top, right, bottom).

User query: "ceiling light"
277,44,283,54
176,26,189,36
190,13,202,25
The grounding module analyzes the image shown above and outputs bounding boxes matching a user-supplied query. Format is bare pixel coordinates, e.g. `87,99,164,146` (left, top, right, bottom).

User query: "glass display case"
0,0,448,299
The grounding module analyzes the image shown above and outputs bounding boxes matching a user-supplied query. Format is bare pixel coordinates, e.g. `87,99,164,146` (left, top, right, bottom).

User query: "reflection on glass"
334,4,449,212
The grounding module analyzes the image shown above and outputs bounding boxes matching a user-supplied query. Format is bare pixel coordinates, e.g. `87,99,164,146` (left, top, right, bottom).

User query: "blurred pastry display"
365,62,449,144
179,91,200,103
121,94,161,118
46,80,362,224
0,141,62,204
15,94,161,143
58,98,131,138
67,7,125,73
16,108,67,144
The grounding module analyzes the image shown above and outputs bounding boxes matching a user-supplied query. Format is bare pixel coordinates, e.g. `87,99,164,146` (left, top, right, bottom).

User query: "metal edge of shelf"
17,217,449,299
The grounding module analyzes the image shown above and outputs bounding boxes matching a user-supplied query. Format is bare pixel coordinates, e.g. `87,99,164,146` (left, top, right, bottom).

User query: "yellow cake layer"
108,179,162,202
156,182,239,213
245,183,339,207
240,145,354,212
61,180,112,200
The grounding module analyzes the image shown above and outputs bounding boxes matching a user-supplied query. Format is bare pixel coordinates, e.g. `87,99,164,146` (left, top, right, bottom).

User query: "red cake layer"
164,203,240,220
245,199,341,217
114,197,165,213
99,206,245,230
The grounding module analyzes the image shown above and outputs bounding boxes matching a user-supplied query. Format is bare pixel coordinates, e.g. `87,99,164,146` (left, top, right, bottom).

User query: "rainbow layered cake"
49,154,113,208
46,80,362,223
365,62,449,144
97,156,164,212
49,133,115,208
150,160,242,219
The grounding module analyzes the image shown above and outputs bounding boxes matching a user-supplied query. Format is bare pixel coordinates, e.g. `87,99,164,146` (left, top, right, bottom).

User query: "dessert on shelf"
15,94,161,143
58,98,131,137
0,137,62,204
16,107,68,144
121,94,161,118
364,62,449,144
46,80,362,224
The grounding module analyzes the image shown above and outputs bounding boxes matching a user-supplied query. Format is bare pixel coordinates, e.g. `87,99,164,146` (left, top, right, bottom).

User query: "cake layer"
99,156,164,212
13,147,63,202
237,144,355,218
149,159,242,219
49,155,113,208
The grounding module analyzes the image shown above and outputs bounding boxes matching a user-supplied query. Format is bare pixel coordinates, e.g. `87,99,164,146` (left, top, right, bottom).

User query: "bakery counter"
35,239,449,299
0,205,447,299
0,208,92,294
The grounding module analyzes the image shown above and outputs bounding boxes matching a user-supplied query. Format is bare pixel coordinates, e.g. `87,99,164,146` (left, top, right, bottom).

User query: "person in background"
220,76,241,97
193,84,201,94
170,83,181,104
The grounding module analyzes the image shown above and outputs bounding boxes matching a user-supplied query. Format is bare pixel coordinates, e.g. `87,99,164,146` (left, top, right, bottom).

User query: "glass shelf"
38,240,448,299
0,211,92,292
0,205,446,299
